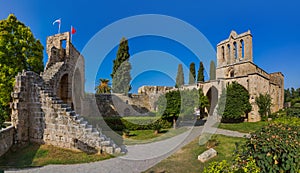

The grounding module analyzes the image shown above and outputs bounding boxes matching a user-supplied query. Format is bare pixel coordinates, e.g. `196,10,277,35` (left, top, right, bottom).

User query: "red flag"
71,26,76,34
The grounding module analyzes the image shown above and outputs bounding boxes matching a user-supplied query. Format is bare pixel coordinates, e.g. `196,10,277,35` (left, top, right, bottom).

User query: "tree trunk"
173,117,176,129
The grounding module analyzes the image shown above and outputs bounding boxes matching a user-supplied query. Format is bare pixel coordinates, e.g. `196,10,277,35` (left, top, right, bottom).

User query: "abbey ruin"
0,30,284,157
137,30,284,122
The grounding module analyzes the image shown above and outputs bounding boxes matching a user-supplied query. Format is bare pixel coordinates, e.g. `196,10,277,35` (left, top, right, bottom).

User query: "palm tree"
95,79,111,94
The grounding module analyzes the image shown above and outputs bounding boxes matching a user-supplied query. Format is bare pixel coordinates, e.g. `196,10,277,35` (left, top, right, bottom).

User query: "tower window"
240,39,244,58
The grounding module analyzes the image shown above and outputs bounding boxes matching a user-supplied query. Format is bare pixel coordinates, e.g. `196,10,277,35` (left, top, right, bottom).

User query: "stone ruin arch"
10,32,123,154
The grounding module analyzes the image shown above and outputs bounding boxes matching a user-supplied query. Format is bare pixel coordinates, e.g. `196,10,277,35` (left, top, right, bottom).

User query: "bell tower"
216,30,253,68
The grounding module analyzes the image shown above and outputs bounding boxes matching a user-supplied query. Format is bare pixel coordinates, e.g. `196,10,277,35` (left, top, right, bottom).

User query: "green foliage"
204,157,260,173
111,37,131,94
188,62,196,84
175,64,184,87
157,90,181,121
236,123,300,172
111,60,132,94
95,79,111,94
255,93,272,119
209,60,216,81
217,82,252,122
284,87,300,105
197,61,205,82
203,160,232,173
0,104,9,128
103,117,172,131
273,116,300,127
156,89,208,123
0,14,44,124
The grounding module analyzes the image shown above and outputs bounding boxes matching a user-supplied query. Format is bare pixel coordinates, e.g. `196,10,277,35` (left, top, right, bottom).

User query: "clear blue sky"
1,0,300,93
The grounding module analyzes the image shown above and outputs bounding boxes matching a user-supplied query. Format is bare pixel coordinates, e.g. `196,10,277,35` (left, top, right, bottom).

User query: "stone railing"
0,123,14,157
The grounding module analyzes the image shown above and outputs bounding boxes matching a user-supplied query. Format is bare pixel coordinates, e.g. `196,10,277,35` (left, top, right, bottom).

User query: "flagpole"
70,26,72,42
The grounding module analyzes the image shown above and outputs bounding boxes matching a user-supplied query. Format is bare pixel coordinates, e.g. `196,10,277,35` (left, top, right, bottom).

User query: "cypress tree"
111,37,130,79
175,64,184,87
197,61,205,82
111,37,132,94
188,62,196,84
209,60,216,80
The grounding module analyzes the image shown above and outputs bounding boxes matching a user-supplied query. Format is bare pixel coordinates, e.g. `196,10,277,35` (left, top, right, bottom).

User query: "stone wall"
10,32,122,154
0,125,14,157
81,94,152,117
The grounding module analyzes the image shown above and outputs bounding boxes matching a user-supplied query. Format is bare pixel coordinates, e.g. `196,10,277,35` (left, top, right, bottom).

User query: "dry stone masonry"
0,30,284,158
10,32,122,155
136,31,284,122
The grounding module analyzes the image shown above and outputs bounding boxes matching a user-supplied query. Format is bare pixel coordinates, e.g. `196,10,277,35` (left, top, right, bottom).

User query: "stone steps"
37,80,123,154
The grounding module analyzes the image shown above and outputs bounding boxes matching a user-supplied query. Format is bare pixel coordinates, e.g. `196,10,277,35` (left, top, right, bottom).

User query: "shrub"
218,82,252,123
204,157,260,173
103,117,172,131
255,93,272,119
236,123,300,172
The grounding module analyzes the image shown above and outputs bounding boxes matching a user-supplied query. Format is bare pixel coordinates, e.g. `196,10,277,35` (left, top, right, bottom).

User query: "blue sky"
1,0,300,93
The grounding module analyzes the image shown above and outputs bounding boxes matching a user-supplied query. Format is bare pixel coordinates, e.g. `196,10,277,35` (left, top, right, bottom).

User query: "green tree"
0,14,44,124
156,89,208,128
209,60,216,80
95,79,111,94
217,82,252,122
255,93,272,119
112,60,132,94
175,64,184,87
197,61,204,82
111,37,130,79
188,62,196,85
111,37,131,94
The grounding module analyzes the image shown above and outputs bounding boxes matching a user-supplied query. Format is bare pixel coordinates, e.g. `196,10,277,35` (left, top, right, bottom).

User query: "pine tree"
209,60,216,80
188,62,196,84
197,61,204,82
111,37,132,94
175,64,184,87
0,14,44,124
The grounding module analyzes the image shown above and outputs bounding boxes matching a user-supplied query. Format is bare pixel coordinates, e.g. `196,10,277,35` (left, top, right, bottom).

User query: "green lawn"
218,121,269,133
0,143,113,169
145,134,246,173
124,127,188,145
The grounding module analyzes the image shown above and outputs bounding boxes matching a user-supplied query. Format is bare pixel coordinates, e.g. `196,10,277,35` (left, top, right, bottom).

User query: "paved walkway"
6,125,249,173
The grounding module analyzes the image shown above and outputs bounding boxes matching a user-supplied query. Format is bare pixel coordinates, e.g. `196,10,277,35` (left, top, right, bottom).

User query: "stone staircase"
42,61,65,82
37,83,123,154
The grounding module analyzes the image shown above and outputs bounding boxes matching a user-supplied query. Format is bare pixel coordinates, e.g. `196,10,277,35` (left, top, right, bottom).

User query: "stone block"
198,148,217,162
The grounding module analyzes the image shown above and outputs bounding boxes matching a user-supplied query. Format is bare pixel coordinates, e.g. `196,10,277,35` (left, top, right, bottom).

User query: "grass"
145,134,246,173
124,127,188,145
0,143,113,169
218,121,269,133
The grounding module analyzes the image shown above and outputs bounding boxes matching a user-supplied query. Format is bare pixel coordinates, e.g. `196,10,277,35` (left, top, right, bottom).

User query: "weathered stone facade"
137,31,284,122
9,32,122,155
0,125,14,157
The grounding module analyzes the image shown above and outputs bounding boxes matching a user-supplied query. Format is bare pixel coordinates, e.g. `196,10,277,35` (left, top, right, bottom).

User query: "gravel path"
5,125,249,173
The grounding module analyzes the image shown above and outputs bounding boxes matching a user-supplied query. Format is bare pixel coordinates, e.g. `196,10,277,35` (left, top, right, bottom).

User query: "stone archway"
206,86,218,115
57,74,70,105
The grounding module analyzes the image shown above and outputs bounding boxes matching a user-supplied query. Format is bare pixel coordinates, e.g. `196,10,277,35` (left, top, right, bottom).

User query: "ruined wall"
11,71,45,145
0,125,14,157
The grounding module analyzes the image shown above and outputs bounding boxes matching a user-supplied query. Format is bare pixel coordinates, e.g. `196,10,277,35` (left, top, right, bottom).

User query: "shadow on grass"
0,143,41,169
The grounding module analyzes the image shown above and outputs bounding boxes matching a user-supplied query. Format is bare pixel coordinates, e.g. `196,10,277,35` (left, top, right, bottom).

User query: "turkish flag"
71,26,76,34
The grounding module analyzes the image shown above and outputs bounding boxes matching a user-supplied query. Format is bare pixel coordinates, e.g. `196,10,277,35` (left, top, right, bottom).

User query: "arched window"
233,42,238,59
227,44,231,61
221,46,225,60
240,39,245,58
